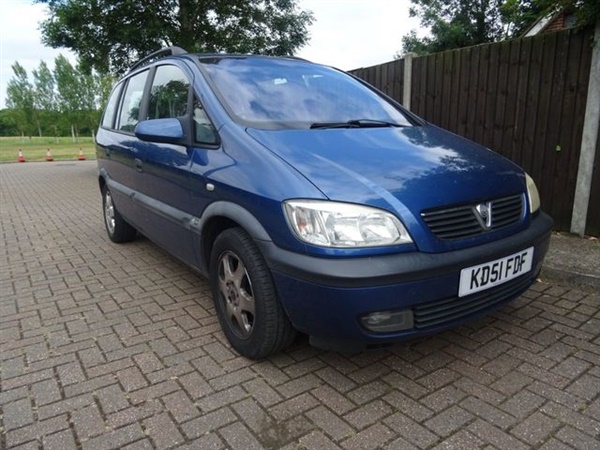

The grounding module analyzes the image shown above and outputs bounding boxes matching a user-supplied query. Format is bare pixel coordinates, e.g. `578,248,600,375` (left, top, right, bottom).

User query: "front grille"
412,274,532,329
421,194,523,240
491,195,523,228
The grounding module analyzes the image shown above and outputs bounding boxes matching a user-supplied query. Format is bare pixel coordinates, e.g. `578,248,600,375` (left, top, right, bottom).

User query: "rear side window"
117,70,149,132
148,65,190,119
101,83,123,129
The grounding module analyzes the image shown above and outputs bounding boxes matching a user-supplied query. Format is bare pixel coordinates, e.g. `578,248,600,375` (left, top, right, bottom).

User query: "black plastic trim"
104,177,272,243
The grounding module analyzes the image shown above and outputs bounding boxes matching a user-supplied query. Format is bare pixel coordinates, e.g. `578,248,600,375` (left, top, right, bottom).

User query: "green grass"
0,136,96,163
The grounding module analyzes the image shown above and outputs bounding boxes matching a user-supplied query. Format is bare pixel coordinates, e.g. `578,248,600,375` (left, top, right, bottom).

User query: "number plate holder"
459,247,534,297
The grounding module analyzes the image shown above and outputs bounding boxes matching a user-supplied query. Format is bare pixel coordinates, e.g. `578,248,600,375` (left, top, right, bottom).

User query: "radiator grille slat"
421,195,523,240
413,275,532,329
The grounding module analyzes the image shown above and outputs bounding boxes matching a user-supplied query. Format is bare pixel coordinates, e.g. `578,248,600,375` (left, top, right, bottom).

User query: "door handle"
135,158,143,172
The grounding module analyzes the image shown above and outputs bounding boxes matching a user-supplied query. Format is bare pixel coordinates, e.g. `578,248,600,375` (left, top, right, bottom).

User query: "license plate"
459,247,534,297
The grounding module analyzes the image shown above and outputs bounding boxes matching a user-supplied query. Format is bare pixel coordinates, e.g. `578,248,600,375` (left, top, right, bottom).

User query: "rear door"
97,70,150,229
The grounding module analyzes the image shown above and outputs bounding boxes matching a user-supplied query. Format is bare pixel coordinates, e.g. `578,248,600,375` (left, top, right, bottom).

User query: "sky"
0,0,420,109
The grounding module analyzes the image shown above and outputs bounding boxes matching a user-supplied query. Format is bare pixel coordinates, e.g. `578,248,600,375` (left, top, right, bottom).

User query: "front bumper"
258,212,553,350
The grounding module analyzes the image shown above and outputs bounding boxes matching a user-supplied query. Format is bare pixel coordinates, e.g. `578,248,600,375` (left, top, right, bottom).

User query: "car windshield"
198,57,413,130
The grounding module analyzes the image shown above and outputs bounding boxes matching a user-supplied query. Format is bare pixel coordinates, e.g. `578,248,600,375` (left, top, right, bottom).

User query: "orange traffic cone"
77,148,86,161
18,149,26,163
45,148,54,162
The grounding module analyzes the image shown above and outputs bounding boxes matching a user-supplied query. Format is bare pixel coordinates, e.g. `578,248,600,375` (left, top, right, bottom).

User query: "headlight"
283,200,412,247
525,173,540,213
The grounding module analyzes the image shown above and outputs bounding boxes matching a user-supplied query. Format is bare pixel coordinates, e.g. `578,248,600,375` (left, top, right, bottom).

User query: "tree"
0,109,20,136
399,0,542,55
37,0,314,74
33,61,56,112
6,62,35,137
32,61,56,137
54,55,83,141
77,63,105,140
97,72,115,110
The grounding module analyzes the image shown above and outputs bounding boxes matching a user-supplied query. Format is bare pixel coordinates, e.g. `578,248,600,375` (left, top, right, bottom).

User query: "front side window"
148,65,190,120
199,57,413,130
148,65,218,144
117,70,149,132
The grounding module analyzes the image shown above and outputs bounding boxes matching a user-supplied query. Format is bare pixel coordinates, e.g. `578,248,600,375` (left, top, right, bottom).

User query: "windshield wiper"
309,119,407,129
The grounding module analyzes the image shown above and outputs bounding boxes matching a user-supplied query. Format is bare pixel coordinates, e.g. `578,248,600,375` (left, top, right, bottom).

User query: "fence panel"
350,28,596,234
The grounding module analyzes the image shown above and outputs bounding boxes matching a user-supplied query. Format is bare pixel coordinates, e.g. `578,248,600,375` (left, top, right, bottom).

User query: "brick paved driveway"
1,161,599,450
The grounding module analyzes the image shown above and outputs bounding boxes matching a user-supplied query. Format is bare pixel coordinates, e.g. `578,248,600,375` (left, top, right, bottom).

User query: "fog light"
360,309,414,333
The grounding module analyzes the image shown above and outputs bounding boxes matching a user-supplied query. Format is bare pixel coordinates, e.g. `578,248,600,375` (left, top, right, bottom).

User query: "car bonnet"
246,125,528,250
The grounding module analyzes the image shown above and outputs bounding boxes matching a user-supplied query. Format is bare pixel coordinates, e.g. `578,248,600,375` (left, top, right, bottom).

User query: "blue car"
97,47,553,359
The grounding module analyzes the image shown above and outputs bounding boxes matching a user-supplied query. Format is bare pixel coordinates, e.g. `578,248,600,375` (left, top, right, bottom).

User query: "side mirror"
134,118,185,144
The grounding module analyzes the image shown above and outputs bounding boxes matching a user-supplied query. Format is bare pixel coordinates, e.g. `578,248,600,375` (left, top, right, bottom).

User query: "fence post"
571,21,600,236
403,53,415,110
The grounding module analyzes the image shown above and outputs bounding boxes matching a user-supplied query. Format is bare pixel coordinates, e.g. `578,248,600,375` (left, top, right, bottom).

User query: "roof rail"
128,46,188,73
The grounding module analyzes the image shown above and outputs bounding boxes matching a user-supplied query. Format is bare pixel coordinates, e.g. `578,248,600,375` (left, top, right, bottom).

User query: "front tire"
210,228,296,359
102,186,137,243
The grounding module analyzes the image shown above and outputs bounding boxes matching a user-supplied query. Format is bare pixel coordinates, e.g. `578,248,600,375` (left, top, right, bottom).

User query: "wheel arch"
199,201,272,271
98,168,108,192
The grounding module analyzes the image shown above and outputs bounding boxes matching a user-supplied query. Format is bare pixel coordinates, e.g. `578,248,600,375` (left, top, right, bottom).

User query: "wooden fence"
350,28,599,236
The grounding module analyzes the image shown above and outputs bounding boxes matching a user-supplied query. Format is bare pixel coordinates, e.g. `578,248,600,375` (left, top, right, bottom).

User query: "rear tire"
210,227,296,359
102,186,137,243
